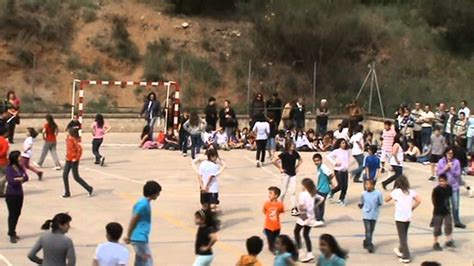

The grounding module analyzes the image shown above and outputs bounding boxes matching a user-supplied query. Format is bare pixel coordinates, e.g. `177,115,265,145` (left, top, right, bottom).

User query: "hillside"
0,0,473,115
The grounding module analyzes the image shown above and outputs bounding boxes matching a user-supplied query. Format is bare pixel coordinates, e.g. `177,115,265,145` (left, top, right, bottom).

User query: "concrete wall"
14,113,390,133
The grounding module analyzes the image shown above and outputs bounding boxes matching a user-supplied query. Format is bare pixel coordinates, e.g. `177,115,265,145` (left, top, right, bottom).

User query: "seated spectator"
294,129,312,151
364,131,379,151
229,129,244,149
417,144,431,164
156,130,166,149
334,122,350,142
404,140,421,162
245,131,257,151
275,130,286,151
216,128,230,151
318,133,333,152
164,128,179,150
140,125,158,149
202,126,217,150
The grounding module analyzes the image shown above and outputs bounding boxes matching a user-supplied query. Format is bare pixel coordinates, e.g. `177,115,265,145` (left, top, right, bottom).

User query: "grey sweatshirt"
28,231,76,266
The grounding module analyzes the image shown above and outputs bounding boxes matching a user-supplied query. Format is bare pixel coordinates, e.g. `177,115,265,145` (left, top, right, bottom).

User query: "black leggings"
92,138,103,163
63,161,93,195
256,139,267,163
331,170,349,201
6,195,23,237
294,224,312,252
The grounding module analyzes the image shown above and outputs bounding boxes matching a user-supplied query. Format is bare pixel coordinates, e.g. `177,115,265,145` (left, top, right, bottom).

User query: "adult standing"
183,112,207,160
219,100,237,139
28,213,76,265
266,93,282,129
125,181,162,266
467,115,474,153
436,147,466,228
458,100,470,118
411,102,423,150
252,113,269,167
419,104,435,149
453,112,467,146
250,93,265,128
37,114,61,170
399,108,414,151
381,134,404,190
292,97,305,130
316,99,330,136
435,103,447,132
6,90,20,144
281,101,293,130
204,97,218,131
347,100,363,135
140,92,161,136
0,127,9,197
5,150,28,243
385,175,422,264
350,125,365,183
444,106,457,146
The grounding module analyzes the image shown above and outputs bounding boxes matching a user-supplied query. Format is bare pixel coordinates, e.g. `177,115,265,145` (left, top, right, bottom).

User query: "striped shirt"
382,129,396,152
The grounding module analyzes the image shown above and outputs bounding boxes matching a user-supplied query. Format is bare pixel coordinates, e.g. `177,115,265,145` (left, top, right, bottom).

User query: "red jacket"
66,136,82,161
0,136,9,166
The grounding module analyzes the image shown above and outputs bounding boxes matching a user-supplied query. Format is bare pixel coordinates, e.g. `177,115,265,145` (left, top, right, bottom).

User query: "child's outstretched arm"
216,159,227,175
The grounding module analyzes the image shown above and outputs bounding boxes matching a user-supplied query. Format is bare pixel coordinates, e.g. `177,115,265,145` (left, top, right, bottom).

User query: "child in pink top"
92,114,111,166
381,121,396,172
327,139,351,206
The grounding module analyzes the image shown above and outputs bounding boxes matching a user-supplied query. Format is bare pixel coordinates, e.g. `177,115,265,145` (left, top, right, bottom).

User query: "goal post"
71,79,181,135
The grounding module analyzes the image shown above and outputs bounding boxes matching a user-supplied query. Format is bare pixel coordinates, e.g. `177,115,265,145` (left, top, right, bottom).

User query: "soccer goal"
71,79,181,135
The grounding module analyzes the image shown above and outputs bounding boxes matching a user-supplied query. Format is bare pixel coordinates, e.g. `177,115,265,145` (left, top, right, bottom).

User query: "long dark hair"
195,209,218,230
45,114,58,131
320,233,348,259
189,111,199,127
8,150,21,168
302,178,317,197
284,139,295,153
277,235,298,261
68,128,80,139
394,175,410,193
147,92,156,101
95,113,104,128
27,127,38,139
335,138,348,150
141,125,151,140
6,90,16,100
41,213,72,232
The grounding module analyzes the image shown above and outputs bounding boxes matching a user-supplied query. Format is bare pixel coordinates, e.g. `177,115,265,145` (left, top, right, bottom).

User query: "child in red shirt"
263,186,284,253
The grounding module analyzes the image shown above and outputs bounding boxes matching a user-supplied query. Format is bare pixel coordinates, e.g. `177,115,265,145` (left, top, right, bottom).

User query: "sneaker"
363,240,368,249
256,161,261,168
9,236,17,244
94,161,100,165
445,241,456,248
467,186,473,198
88,188,94,197
399,258,411,263
433,243,442,251
100,157,105,166
311,220,325,227
422,161,430,165
182,153,187,157
454,223,466,229
337,200,346,207
61,194,71,198
381,168,386,173
38,172,43,181
428,176,436,181
34,162,42,168
367,244,374,253
290,208,300,216
393,247,403,258
53,166,61,171
300,252,314,262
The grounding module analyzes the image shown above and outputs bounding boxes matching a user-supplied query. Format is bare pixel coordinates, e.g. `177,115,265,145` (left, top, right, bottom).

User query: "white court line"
243,155,280,177
0,254,13,266
81,143,138,147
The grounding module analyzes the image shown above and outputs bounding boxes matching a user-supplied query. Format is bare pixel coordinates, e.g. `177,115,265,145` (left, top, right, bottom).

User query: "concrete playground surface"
0,133,473,266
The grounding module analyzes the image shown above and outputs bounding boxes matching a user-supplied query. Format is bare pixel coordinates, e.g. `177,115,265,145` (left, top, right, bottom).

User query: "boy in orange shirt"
263,186,284,253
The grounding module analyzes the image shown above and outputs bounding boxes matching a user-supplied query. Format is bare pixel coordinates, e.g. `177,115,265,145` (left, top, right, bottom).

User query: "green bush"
82,8,97,23
143,40,167,81
86,96,111,113
178,52,221,89
110,16,140,63
10,31,34,66
67,53,82,69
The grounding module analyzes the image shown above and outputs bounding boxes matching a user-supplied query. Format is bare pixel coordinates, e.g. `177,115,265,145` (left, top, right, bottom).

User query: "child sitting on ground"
236,236,264,266
275,130,286,151
229,129,245,149
164,128,179,150
215,128,230,151
202,127,217,150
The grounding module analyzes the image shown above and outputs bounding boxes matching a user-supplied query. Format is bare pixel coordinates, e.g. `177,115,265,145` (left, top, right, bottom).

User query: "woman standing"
92,114,111,166
37,114,61,170
385,175,421,264
5,90,20,144
28,213,76,265
250,93,265,128
5,151,28,243
327,139,351,206
140,92,161,135
252,113,269,167
382,134,404,190
184,111,207,160
218,100,237,139
62,128,93,198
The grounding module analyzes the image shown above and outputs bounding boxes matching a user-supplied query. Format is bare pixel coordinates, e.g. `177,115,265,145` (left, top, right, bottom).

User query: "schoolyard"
0,133,472,266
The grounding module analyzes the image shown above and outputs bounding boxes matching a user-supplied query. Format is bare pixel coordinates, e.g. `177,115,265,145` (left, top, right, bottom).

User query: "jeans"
193,255,213,266
180,132,188,154
363,219,377,246
317,123,327,136
351,154,365,181
37,141,61,167
382,166,403,189
451,190,461,225
264,229,280,251
0,166,6,196
280,174,296,209
147,117,158,136
314,192,328,221
62,161,92,195
7,122,15,143
92,138,103,163
413,130,422,150
444,133,454,146
467,136,474,153
331,171,348,201
190,134,202,159
293,119,304,130
294,224,312,252
132,242,153,266
421,127,432,149
256,139,267,163
396,221,411,260
6,194,23,237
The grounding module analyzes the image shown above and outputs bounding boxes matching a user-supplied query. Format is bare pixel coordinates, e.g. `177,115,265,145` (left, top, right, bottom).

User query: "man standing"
419,104,435,149
140,93,161,135
125,181,162,266
204,97,218,131
0,126,9,197
266,93,282,129
292,97,305,130
250,93,265,128
316,99,330,135
435,103,447,132
411,102,423,150
458,100,470,118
